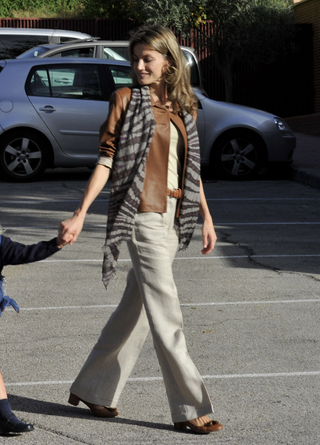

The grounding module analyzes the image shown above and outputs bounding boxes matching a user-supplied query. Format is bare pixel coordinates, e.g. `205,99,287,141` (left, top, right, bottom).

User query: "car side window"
27,69,51,96
26,64,104,101
103,47,127,61
106,46,130,60
49,47,94,58
109,66,133,89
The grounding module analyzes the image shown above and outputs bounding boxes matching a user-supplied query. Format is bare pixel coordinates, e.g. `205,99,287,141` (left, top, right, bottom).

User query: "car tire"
0,131,48,182
212,131,266,180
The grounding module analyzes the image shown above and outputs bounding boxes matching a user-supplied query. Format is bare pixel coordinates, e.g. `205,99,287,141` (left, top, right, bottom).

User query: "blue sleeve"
0,235,61,267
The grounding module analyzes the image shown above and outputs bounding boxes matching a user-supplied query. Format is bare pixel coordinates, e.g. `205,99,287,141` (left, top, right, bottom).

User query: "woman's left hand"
199,178,217,255
201,218,217,255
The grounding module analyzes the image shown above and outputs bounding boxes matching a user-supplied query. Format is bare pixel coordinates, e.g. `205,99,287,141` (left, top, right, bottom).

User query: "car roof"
0,28,92,38
33,39,198,53
17,40,198,62
16,39,199,61
2,57,131,67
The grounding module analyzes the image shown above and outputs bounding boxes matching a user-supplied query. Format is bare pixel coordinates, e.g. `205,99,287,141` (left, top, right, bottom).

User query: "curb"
289,166,320,190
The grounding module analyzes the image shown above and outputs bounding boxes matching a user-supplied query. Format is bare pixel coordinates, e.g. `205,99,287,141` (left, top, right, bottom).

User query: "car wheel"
212,131,265,180
0,131,48,182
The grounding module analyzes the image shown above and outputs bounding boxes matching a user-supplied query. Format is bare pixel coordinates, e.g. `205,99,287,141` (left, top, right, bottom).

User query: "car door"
26,63,111,158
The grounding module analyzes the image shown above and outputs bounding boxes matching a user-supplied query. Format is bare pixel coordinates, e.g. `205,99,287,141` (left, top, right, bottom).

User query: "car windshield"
17,46,53,59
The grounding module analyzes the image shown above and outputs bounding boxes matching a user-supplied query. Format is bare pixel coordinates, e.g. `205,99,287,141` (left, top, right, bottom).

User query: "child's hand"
0,296,20,315
56,236,68,249
58,213,85,246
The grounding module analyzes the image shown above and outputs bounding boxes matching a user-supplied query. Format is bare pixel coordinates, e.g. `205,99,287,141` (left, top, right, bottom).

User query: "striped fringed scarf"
102,85,200,289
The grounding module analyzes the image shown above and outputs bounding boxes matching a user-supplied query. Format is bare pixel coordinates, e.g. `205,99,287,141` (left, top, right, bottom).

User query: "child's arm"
1,235,62,267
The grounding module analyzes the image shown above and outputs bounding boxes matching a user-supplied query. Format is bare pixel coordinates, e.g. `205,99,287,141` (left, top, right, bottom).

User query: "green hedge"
0,0,80,18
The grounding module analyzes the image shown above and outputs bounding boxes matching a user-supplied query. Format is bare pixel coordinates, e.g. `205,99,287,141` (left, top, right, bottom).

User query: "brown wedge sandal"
174,419,223,434
68,393,119,418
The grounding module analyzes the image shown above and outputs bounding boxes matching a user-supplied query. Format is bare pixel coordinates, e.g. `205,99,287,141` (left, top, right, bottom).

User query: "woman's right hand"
57,164,111,246
58,211,85,246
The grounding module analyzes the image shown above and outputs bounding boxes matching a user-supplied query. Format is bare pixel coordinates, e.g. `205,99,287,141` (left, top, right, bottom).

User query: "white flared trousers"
70,197,214,422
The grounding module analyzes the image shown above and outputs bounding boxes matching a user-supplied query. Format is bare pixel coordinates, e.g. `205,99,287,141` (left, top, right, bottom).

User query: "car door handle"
39,106,56,113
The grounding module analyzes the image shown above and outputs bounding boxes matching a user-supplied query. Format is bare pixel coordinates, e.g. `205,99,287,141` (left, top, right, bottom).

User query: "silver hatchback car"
0,57,296,182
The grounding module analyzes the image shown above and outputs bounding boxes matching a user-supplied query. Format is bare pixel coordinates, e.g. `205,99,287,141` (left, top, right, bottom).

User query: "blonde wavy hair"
129,24,198,115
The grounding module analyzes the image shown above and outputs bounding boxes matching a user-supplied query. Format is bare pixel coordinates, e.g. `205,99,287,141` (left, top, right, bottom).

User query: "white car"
0,28,93,60
0,57,296,182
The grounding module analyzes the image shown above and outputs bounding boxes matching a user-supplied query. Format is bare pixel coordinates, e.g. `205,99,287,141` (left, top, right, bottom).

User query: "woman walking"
58,24,222,435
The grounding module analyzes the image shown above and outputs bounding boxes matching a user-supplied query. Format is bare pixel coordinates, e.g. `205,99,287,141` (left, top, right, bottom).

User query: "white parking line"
3,221,320,234
40,253,320,263
11,298,320,312
5,371,320,387
206,198,320,201
0,199,109,205
1,197,319,205
215,222,320,225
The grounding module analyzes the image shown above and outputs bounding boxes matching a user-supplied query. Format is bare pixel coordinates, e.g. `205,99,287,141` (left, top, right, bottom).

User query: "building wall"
293,0,320,113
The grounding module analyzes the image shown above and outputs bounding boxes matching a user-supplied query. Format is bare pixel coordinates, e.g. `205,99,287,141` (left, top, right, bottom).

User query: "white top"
167,121,184,190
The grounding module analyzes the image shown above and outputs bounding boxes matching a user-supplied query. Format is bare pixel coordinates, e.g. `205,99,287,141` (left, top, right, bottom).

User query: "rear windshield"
17,46,52,59
109,46,130,60
182,51,200,87
0,35,49,59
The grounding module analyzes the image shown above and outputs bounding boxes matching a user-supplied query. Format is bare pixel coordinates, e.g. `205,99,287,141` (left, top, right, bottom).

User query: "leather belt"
167,188,182,199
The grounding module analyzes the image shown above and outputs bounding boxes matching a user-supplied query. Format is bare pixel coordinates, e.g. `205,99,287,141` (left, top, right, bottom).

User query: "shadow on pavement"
8,394,173,432
0,164,293,185
201,163,293,183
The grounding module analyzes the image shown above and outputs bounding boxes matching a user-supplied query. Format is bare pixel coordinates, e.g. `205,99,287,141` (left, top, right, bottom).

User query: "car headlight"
274,118,287,131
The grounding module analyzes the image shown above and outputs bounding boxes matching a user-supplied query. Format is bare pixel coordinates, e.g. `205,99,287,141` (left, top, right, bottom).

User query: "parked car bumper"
261,131,296,163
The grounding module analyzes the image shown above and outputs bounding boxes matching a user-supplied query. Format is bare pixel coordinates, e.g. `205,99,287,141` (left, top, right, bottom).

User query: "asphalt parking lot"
0,168,319,444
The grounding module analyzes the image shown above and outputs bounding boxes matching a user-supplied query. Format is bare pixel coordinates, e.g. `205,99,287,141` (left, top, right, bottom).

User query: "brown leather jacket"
99,87,195,213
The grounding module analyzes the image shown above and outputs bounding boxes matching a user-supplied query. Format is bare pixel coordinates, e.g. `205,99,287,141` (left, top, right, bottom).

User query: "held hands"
57,211,85,246
201,217,217,255
57,164,111,246
56,238,69,249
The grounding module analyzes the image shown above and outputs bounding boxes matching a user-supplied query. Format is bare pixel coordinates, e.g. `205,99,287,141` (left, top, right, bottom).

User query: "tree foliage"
80,0,133,19
130,0,207,31
0,0,134,19
127,0,295,102
202,0,296,102
0,0,80,18
1,0,295,103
